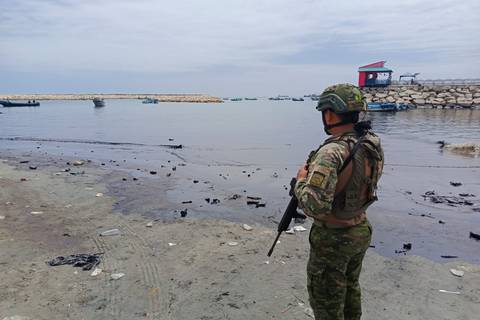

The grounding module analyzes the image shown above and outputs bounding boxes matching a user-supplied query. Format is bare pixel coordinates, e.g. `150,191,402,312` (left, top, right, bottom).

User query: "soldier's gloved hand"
296,164,308,180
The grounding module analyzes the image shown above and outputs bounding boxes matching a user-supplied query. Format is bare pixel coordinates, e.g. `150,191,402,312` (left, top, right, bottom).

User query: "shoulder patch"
307,167,331,189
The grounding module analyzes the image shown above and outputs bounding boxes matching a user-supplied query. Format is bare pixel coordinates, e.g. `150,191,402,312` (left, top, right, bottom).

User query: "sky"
1,0,479,96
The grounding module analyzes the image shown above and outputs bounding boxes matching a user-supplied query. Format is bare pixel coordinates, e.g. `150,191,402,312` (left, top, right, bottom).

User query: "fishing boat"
292,97,304,101
0,100,40,107
142,97,159,104
367,102,415,112
244,97,258,101
367,102,398,112
93,98,105,107
230,98,243,101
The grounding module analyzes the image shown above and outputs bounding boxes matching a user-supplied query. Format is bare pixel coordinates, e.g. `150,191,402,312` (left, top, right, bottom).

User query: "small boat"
230,98,243,101
0,100,40,107
310,96,320,101
367,102,398,112
292,97,304,101
244,98,258,101
93,98,105,107
142,97,159,104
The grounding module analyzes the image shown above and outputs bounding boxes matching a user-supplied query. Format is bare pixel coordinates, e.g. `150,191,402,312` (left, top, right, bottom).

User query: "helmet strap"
322,112,351,135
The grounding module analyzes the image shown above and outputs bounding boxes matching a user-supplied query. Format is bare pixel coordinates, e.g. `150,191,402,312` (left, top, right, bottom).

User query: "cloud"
0,0,479,93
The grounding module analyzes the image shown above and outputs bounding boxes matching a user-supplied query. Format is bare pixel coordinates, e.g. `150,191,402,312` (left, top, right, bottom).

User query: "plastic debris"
438,289,461,295
293,226,307,232
470,232,480,241
285,228,295,234
227,241,239,246
264,261,270,265
168,242,177,247
2,316,31,320
242,224,253,231
111,273,125,280
450,269,465,277
146,221,153,227
47,253,102,271
99,229,121,236
180,209,188,217
30,211,43,215
96,193,104,197
73,160,85,166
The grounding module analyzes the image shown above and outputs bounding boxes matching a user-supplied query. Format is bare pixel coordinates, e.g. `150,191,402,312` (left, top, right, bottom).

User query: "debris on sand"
47,253,102,271
205,198,210,203
149,170,157,175
73,160,85,166
228,194,242,200
441,255,458,259
469,232,480,241
111,273,125,280
96,193,104,197
30,211,43,215
19,160,29,164
450,269,465,277
255,203,266,208
146,221,153,228
449,181,462,187
20,177,27,182
211,199,220,204
247,200,260,205
99,229,121,236
182,200,193,204
247,196,262,200
403,243,412,250
29,166,37,170
168,242,177,247
227,241,239,246
180,209,188,217
293,226,307,232
422,191,474,206
242,224,253,231
90,267,103,277
438,289,461,295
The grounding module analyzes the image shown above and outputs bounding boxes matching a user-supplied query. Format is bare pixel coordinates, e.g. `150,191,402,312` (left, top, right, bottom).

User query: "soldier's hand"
296,164,308,180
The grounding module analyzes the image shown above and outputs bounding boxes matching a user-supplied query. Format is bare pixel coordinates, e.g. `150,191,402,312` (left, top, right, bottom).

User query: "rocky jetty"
362,85,480,108
0,94,223,103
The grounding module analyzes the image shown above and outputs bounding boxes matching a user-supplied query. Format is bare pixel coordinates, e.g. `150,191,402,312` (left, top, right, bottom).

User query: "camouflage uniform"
295,136,375,320
294,84,383,320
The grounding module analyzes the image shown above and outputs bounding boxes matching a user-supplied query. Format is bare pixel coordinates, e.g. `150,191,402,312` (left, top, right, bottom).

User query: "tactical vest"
313,131,384,220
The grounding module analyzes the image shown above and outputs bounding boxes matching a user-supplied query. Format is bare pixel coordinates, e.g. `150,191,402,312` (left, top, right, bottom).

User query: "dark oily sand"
1,160,479,320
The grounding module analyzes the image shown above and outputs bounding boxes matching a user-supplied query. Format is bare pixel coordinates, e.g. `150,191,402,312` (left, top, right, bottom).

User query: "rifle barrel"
267,232,282,257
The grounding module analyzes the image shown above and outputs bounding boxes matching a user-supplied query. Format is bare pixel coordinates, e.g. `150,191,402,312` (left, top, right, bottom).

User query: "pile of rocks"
362,85,480,108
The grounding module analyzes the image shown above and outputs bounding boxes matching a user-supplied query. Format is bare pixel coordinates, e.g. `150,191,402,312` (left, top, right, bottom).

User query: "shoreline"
1,152,480,319
0,93,223,103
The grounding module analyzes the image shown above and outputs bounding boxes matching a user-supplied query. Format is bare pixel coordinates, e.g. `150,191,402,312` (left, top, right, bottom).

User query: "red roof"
359,61,386,69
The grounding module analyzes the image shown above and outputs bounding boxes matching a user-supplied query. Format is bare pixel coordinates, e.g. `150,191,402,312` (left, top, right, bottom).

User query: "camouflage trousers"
307,219,372,320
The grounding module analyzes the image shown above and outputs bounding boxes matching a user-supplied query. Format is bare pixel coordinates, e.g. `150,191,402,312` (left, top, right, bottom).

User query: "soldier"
294,84,384,320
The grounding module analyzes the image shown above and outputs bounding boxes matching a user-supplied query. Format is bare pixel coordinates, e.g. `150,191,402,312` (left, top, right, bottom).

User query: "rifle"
267,177,306,257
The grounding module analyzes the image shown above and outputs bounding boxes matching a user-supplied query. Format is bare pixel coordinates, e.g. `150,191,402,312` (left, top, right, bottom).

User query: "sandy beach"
1,155,479,320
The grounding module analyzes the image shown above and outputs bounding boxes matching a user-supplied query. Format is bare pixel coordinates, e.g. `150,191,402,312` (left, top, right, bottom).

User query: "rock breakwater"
362,85,480,108
0,94,223,103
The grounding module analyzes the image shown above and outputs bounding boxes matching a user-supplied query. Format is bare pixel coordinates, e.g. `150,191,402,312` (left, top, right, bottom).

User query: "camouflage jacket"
294,131,380,226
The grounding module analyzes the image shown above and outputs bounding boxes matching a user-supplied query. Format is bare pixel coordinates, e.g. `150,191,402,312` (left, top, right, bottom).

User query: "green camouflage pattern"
307,220,372,320
294,133,353,218
316,84,366,114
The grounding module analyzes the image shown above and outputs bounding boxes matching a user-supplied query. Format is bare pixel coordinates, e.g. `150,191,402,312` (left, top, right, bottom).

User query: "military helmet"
316,84,366,114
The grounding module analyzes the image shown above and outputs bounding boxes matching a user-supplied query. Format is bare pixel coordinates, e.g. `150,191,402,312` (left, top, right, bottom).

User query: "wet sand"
1,156,480,320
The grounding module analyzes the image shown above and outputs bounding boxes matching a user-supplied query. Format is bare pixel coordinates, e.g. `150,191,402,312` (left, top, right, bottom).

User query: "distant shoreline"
0,93,223,103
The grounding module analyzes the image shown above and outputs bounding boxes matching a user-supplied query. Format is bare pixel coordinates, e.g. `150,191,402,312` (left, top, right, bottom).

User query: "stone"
413,99,426,105
386,96,396,103
375,93,388,98
457,97,472,105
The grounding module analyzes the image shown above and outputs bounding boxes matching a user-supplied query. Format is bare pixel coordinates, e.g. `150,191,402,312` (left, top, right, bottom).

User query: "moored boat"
93,98,105,107
292,97,304,101
244,97,258,101
230,98,243,101
142,97,159,104
0,100,40,107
